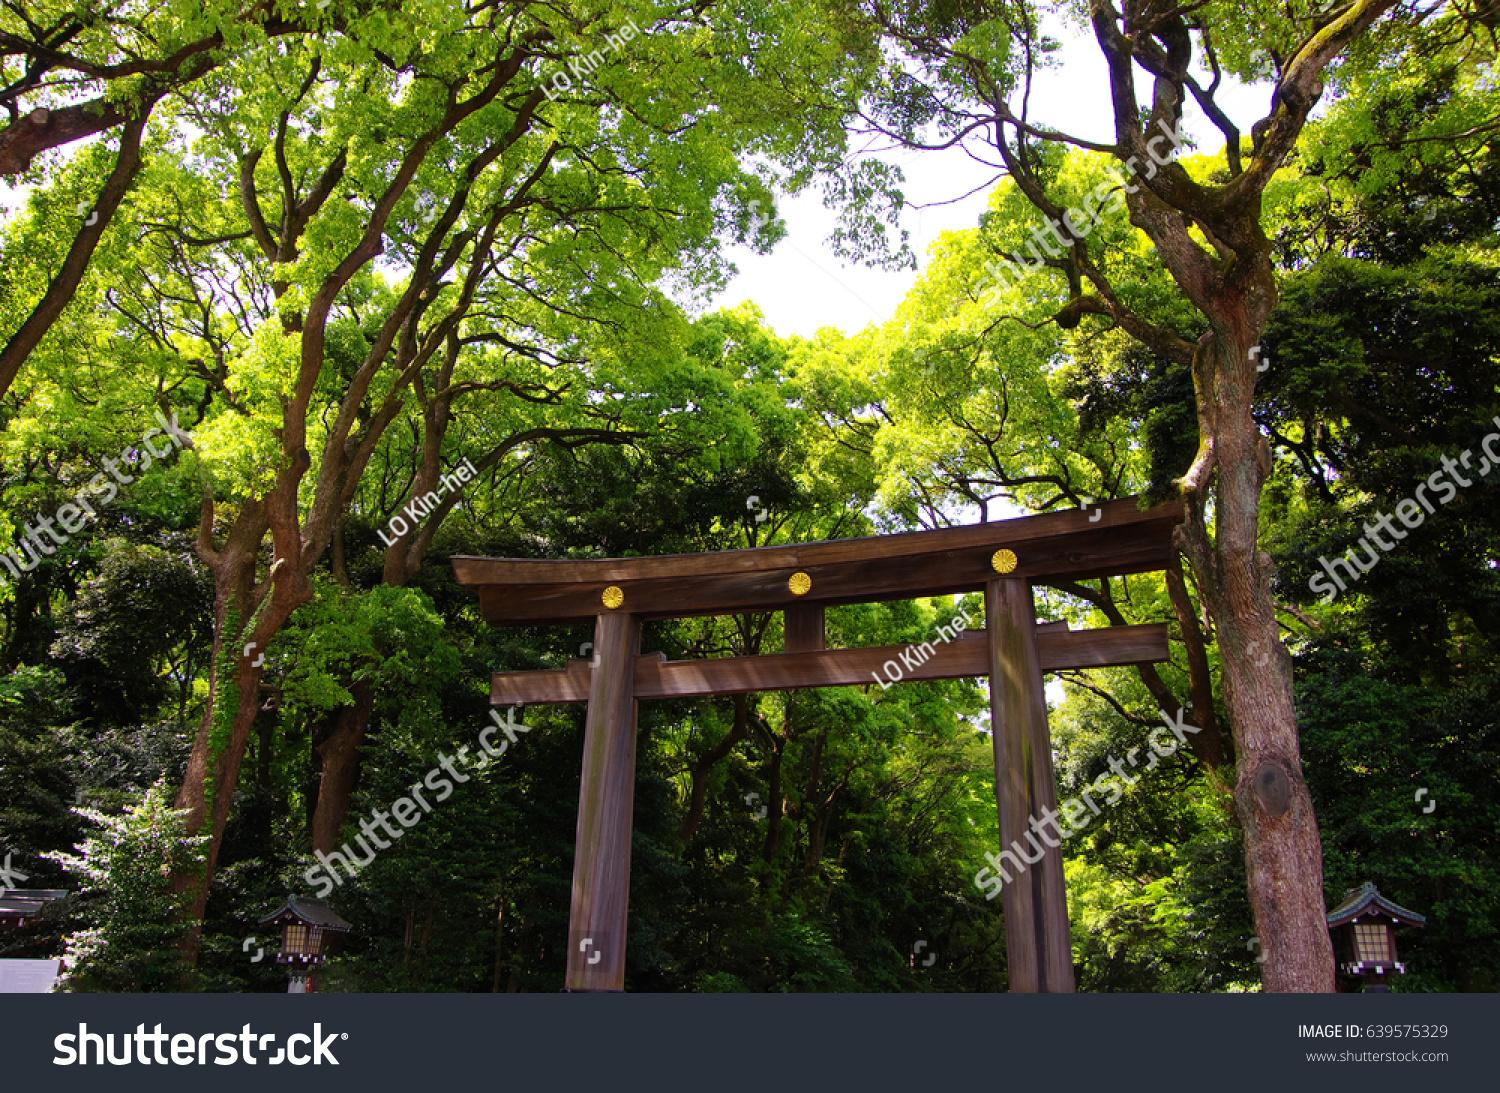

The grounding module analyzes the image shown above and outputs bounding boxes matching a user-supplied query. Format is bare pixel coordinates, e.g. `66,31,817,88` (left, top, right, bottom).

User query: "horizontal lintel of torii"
490,623,1168,705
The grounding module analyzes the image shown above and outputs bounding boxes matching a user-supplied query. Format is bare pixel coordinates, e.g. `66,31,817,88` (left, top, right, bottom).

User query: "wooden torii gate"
452,497,1181,993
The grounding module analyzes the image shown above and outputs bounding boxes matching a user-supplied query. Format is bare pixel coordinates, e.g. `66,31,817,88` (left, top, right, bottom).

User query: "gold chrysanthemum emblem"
601,586,625,609
991,549,1018,574
787,572,812,596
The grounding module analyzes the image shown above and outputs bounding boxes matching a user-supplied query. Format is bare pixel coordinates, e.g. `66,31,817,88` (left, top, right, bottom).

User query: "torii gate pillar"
988,578,1074,992
564,609,641,991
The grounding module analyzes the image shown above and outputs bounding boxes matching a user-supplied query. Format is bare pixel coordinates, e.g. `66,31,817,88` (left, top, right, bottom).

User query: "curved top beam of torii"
452,497,1182,627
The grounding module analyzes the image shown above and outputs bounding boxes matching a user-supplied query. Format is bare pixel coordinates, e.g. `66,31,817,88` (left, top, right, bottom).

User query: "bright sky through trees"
713,18,1272,338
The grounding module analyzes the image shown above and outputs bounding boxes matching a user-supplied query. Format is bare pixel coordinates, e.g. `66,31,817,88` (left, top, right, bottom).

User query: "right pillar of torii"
987,577,1074,992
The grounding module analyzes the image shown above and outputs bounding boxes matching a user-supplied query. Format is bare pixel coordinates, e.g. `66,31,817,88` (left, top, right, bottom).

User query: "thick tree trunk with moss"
1179,329,1334,991
174,497,311,946
1111,128,1336,989
174,642,270,923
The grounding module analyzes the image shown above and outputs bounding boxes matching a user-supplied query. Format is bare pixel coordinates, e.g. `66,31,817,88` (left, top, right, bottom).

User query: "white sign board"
0,958,61,993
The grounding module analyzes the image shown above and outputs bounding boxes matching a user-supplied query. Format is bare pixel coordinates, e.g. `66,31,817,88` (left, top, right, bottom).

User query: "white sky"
709,25,1273,340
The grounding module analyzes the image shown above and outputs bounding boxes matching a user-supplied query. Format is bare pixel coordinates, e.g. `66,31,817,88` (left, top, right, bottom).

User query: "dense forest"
0,0,1496,992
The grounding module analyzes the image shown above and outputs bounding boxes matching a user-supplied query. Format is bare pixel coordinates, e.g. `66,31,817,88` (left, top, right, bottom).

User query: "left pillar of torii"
564,608,641,991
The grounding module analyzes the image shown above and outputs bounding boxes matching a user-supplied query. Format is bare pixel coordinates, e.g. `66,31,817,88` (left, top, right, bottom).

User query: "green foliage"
0,0,1494,997
278,582,461,718
0,666,78,898
1297,649,1500,992
49,537,213,728
46,781,208,992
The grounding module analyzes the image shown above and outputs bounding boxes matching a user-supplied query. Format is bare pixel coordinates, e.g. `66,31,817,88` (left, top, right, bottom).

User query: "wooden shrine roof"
258,896,352,931
1326,883,1427,928
453,497,1181,626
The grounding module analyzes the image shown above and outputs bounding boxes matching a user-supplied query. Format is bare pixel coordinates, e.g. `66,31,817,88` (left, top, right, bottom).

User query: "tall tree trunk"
175,637,263,918
1076,0,1398,991
173,617,297,944
311,679,377,853
174,496,311,954
1178,330,1335,991
165,43,556,963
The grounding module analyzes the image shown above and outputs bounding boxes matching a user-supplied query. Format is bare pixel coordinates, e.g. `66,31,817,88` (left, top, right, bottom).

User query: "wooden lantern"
1326,882,1425,992
258,897,351,992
